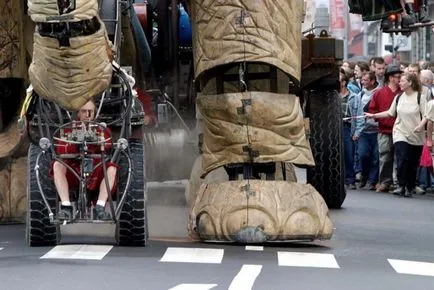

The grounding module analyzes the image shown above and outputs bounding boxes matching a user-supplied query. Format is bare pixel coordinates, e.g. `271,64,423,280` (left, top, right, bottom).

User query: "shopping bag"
420,141,433,168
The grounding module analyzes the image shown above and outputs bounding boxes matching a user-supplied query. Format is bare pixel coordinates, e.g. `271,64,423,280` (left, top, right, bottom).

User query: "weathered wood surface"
0,0,26,79
0,121,29,223
0,156,27,223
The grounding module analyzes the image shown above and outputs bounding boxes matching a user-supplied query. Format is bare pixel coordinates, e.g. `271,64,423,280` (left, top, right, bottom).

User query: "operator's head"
77,100,96,122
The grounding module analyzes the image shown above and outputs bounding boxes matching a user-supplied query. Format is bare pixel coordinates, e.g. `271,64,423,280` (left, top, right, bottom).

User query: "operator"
51,100,118,221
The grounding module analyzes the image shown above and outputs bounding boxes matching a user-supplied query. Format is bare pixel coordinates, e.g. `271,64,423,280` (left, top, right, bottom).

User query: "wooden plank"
9,157,27,222
0,0,26,79
0,164,11,222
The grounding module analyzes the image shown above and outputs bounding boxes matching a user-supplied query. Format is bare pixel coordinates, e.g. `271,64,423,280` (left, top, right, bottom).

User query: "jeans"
344,125,356,184
395,141,423,191
419,167,434,189
358,132,379,184
378,133,394,186
354,141,362,174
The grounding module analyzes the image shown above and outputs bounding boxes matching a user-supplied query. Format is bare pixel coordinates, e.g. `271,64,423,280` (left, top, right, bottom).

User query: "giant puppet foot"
188,180,333,243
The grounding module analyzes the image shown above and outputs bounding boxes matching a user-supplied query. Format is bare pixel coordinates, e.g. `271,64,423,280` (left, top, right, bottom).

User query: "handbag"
420,140,433,168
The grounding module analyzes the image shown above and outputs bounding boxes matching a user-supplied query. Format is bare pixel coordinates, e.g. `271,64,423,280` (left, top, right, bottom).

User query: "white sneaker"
414,186,426,195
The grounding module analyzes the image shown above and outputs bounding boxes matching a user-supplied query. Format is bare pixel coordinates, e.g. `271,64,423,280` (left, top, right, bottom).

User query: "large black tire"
307,90,346,209
26,144,60,246
116,139,148,246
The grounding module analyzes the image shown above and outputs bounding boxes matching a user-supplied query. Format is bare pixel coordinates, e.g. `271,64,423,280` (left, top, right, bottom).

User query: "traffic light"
381,12,400,32
388,13,398,23
380,12,413,35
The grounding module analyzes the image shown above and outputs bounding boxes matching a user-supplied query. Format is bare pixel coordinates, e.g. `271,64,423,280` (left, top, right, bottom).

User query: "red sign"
330,0,345,30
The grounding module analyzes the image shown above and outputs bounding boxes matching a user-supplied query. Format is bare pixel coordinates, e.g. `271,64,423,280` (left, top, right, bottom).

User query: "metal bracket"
239,62,247,91
237,99,252,115
241,183,256,197
242,145,259,159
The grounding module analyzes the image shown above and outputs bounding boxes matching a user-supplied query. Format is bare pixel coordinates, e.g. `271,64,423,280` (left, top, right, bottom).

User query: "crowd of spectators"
340,57,434,197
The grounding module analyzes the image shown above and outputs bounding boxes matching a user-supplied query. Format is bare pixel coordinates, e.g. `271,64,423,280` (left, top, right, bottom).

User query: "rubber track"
307,90,346,208
26,144,60,246
116,139,148,246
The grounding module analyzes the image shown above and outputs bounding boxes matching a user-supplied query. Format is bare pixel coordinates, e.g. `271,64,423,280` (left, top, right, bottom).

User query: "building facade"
322,0,433,62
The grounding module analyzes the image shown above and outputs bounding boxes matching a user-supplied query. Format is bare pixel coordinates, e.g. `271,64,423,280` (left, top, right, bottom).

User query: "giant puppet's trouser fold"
28,21,113,111
190,0,302,83
28,0,99,22
187,0,334,242
197,92,315,177
189,93,333,242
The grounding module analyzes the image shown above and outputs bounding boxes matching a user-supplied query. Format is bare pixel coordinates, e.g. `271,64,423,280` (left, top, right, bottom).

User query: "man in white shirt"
420,69,433,99
354,72,380,190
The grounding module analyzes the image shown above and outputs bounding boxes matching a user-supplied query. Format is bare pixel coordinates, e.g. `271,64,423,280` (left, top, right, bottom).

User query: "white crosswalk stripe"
26,242,434,281
160,247,224,264
245,246,263,251
388,259,434,277
278,251,340,269
228,264,262,290
169,284,217,290
40,245,113,260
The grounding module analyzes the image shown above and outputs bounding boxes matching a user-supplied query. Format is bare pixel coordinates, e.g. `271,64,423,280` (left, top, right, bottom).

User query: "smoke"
144,124,198,182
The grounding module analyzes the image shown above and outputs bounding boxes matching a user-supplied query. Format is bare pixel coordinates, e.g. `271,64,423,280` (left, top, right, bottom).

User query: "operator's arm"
101,127,113,153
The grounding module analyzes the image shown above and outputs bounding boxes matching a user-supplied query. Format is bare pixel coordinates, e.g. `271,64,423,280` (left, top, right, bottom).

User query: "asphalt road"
1,176,434,290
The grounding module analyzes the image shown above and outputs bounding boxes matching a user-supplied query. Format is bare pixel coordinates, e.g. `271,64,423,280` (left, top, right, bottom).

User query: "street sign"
393,34,411,51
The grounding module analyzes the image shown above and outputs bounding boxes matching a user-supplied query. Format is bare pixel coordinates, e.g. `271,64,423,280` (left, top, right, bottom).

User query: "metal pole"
171,0,179,109
421,27,427,61
363,22,368,56
392,33,398,65
343,4,348,59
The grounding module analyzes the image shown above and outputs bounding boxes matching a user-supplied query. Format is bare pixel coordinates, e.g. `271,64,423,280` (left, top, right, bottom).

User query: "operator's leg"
52,161,73,220
53,161,70,203
94,166,117,220
97,166,117,205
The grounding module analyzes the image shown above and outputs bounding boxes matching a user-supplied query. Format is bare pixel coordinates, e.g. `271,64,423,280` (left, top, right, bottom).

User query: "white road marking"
40,245,113,260
147,179,188,188
160,247,224,264
169,284,217,290
388,259,434,277
228,264,262,290
0,247,3,251
245,246,263,251
278,251,340,269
